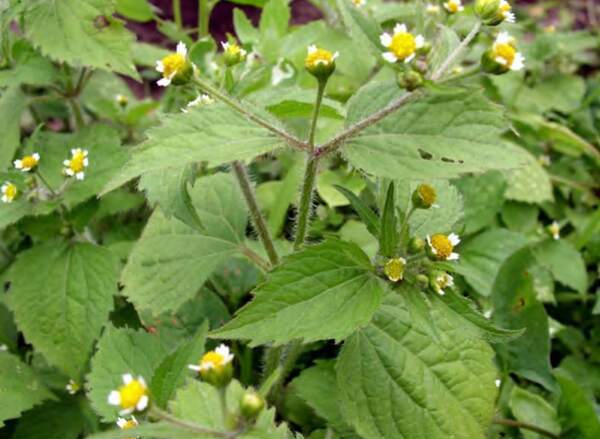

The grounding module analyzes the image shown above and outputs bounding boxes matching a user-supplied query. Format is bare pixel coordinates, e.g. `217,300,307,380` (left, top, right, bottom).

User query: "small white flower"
107,374,149,416
1,181,17,203
380,23,424,64
66,379,80,395
443,0,464,13
434,273,454,296
63,148,89,181
426,3,440,14
156,42,188,87
306,45,339,67
14,153,40,172
188,344,234,372
492,32,525,71
495,379,502,387
499,1,516,23
427,233,460,261
549,221,560,240
117,415,139,430
352,0,366,7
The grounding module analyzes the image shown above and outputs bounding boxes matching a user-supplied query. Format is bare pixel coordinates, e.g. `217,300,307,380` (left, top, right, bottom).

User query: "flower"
1,181,17,203
482,32,525,73
115,94,128,107
412,184,437,209
384,257,407,282
475,0,516,25
305,45,338,79
189,344,234,387
351,0,366,7
427,233,460,261
156,42,193,87
426,3,441,14
443,0,464,14
14,153,40,172
66,379,80,395
108,374,149,415
222,41,247,66
548,221,560,240
182,94,214,113
380,24,425,64
117,416,139,430
498,1,516,23
430,272,454,295
63,148,89,180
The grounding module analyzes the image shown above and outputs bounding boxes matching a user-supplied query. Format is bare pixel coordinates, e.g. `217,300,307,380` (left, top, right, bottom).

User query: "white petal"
2,195,9,203
446,275,455,287
511,53,525,71
119,407,134,416
117,418,127,428
83,158,89,167
122,373,133,384
404,53,416,63
138,376,147,388
448,233,460,246
379,33,392,47
221,41,229,50
76,172,85,180
176,41,187,56
496,31,511,44
14,160,22,169
495,56,508,66
307,45,317,54
188,364,201,371
155,60,164,73
448,252,460,261
65,168,74,176
332,51,339,60
382,52,398,63
108,390,121,406
63,159,70,166
438,289,446,296
157,77,171,87
415,35,425,48
136,395,149,411
32,153,40,160
393,23,407,34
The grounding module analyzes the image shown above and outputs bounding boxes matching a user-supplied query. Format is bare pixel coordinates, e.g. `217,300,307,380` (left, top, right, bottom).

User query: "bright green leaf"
0,86,26,168
509,387,560,439
532,239,587,294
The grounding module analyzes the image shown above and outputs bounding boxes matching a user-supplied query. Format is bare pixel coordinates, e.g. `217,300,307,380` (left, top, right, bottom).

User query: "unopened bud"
384,257,406,282
240,390,265,420
305,45,338,80
408,237,425,254
397,70,424,91
412,184,436,209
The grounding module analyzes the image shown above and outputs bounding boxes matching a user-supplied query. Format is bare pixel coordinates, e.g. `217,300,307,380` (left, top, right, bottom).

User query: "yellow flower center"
417,184,436,206
494,43,516,66
384,258,405,282
306,49,335,69
201,351,225,368
390,32,416,60
447,1,460,12
4,183,17,200
500,2,511,13
226,44,242,56
161,53,186,78
21,155,38,169
121,420,137,430
436,274,451,289
69,151,86,173
430,234,454,259
118,380,147,410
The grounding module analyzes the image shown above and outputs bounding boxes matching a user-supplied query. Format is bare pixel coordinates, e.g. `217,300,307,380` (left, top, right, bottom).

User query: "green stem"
293,156,319,250
492,418,559,439
150,407,231,438
199,0,210,37
35,170,57,197
231,161,279,267
173,0,183,30
69,99,84,130
430,21,482,81
308,79,326,146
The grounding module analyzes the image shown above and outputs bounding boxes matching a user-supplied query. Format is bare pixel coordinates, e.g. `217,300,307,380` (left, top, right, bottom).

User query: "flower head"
430,272,454,296
548,221,560,240
189,344,234,387
156,42,193,87
412,184,437,209
66,379,80,395
443,0,464,13
117,416,139,430
380,24,425,64
63,148,89,180
182,94,214,113
108,374,149,415
483,32,524,74
427,233,460,261
305,45,338,79
1,181,17,203
426,4,441,14
222,41,247,66
14,153,40,172
384,257,407,282
115,94,128,107
351,0,366,7
475,0,516,25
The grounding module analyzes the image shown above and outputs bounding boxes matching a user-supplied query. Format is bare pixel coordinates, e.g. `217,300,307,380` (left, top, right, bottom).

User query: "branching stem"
493,417,560,439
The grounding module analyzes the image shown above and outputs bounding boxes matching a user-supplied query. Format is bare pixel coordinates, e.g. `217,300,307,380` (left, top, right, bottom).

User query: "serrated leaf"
379,182,397,257
150,322,208,408
212,239,385,346
12,400,86,439
555,370,600,439
336,0,382,56
0,352,54,427
102,103,285,195
120,210,238,315
508,387,560,439
0,86,27,168
87,422,197,439
336,293,497,439
6,241,118,378
503,148,553,203
344,90,528,179
334,185,379,238
86,326,169,422
532,240,587,294
23,0,138,78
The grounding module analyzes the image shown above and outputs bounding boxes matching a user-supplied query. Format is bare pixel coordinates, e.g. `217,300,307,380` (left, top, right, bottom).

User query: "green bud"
416,274,429,288
475,0,509,26
240,390,265,420
428,270,454,296
397,70,424,91
408,237,425,254
481,50,509,75
170,61,194,86
411,184,437,209
384,257,406,282
222,42,247,67
305,45,337,80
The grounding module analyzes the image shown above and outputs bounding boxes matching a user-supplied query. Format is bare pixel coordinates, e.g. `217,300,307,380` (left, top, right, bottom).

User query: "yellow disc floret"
14,153,40,172
384,257,406,282
119,380,147,410
380,24,424,64
429,234,453,259
63,148,89,180
161,53,186,79
188,344,234,387
494,42,516,66
156,42,192,87
305,45,338,79
1,182,17,203
390,32,416,61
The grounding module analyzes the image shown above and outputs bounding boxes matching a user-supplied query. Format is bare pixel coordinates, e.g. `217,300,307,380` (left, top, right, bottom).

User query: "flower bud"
412,184,436,209
475,0,515,25
305,45,338,80
240,390,265,421
156,42,193,87
397,69,424,91
429,271,454,296
416,274,429,288
222,42,247,67
408,237,425,254
188,344,234,388
384,257,406,282
115,94,128,108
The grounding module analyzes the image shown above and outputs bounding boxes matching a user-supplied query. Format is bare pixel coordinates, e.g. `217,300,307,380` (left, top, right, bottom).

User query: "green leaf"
555,370,600,439
292,360,357,436
189,173,248,244
0,86,27,168
102,103,285,195
23,0,138,78
379,182,398,257
532,240,587,294
12,400,86,439
212,239,385,346
120,210,238,315
503,148,553,203
87,423,197,439
0,41,59,87
336,293,498,439
30,124,128,208
6,241,118,378
335,0,382,55
344,89,527,179
150,322,208,409
316,169,365,208
259,0,290,61
334,185,380,238
0,352,54,427
491,248,555,391
115,0,154,22
450,228,529,297
86,326,169,422
428,26,460,73
508,387,560,439
234,9,260,45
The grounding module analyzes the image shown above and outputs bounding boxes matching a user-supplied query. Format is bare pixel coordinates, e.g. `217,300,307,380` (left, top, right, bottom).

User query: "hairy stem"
69,99,85,130
493,418,560,439
293,156,319,249
193,78,308,151
173,0,183,30
431,21,482,81
150,407,231,438
239,246,271,272
231,161,279,267
198,0,210,37
308,79,326,146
